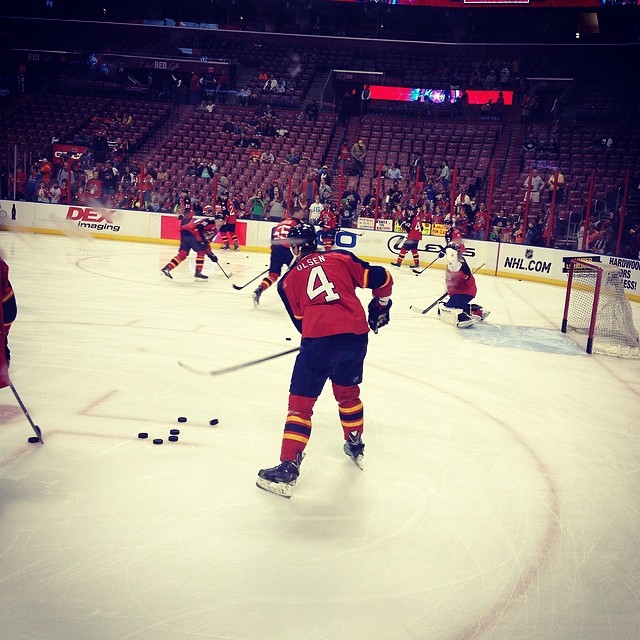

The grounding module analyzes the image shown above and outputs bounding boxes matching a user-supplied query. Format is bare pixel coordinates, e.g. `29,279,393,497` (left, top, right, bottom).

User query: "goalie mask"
445,243,462,272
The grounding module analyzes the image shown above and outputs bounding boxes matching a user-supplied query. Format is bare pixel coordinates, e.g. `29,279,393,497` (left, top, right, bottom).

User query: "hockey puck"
285,337,291,341
153,438,163,445
177,417,187,423
170,428,180,435
168,435,179,442
138,432,149,439
209,419,219,426
27,436,40,444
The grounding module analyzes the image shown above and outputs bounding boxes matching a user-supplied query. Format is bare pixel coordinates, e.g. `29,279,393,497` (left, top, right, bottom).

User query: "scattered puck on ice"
168,435,179,442
27,436,40,444
285,337,291,341
177,417,187,423
138,432,149,439
170,428,180,435
209,419,219,426
153,438,163,445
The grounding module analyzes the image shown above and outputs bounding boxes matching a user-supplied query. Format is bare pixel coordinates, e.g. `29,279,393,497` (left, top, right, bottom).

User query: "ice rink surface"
0,232,639,640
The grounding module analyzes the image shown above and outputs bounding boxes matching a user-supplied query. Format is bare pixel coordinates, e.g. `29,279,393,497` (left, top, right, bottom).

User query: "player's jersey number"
306,266,341,303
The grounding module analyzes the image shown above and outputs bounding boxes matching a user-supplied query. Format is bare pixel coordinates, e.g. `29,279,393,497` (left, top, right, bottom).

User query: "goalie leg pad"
438,302,474,328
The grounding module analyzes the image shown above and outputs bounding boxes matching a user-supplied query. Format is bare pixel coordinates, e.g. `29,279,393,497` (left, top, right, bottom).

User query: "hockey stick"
410,293,448,315
216,262,233,279
410,262,486,315
178,346,300,377
232,268,269,290
412,253,441,276
9,382,44,443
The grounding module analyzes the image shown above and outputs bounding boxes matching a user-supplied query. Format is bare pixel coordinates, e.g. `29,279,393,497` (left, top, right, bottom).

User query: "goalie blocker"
438,244,489,329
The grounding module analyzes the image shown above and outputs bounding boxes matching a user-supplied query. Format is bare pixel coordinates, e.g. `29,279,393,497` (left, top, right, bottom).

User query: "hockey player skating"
252,206,306,306
438,243,489,328
216,196,240,251
161,214,223,280
0,256,17,385
256,223,393,498
390,208,426,270
319,203,339,251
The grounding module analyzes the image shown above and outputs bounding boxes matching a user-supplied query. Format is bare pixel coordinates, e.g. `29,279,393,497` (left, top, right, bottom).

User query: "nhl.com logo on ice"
66,207,121,232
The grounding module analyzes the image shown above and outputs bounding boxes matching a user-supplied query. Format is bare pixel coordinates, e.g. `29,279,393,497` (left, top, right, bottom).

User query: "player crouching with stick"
438,243,490,329
256,223,393,498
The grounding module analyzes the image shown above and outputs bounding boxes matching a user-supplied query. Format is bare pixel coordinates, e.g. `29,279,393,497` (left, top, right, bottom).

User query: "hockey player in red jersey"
252,206,306,306
217,196,240,251
0,256,17,388
438,243,489,328
318,203,339,251
161,215,223,280
256,223,393,498
390,209,425,270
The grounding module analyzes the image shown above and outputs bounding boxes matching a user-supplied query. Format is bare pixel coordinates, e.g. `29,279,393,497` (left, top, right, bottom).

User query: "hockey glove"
438,246,446,258
208,253,218,263
367,298,392,334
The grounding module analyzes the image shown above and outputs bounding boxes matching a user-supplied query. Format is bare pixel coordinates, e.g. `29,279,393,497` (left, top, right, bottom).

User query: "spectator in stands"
217,169,230,196
362,187,382,214
268,190,287,222
260,149,275,164
156,164,169,187
309,194,323,224
222,117,235,134
341,179,361,228
316,165,332,186
86,170,103,202
284,146,302,165
100,161,118,197
249,189,268,222
196,159,215,179
299,170,318,209
239,86,251,106
318,176,332,204
524,169,544,206
75,184,89,206
48,180,62,204
547,168,565,203
385,163,402,181
112,183,128,209
524,219,543,246
437,159,451,194
234,133,251,148
350,139,367,176
305,100,319,122
36,183,50,203
386,180,403,212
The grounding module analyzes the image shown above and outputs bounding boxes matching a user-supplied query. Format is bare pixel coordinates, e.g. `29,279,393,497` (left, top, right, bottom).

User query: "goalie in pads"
438,244,489,329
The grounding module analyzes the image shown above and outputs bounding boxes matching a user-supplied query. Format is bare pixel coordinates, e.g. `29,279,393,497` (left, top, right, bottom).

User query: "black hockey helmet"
288,222,318,253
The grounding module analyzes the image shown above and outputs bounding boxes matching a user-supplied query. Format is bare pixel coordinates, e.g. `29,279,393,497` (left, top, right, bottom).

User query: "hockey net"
562,259,640,358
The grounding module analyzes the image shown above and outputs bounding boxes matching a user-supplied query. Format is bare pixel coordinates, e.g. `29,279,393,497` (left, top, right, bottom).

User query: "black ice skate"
161,267,173,279
343,430,365,470
252,287,262,307
256,452,303,498
194,271,208,279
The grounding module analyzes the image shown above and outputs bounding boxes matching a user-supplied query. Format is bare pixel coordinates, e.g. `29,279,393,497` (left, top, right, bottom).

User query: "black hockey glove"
367,298,392,334
208,253,218,263
438,246,446,258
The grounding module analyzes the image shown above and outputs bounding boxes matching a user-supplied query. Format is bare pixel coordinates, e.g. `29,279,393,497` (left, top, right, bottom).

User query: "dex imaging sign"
66,207,121,233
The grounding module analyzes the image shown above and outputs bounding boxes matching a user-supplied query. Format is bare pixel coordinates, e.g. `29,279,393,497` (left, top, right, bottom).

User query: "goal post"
562,258,640,358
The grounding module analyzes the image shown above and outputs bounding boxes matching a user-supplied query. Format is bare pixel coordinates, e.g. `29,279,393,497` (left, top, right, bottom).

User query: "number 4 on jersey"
306,265,341,303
